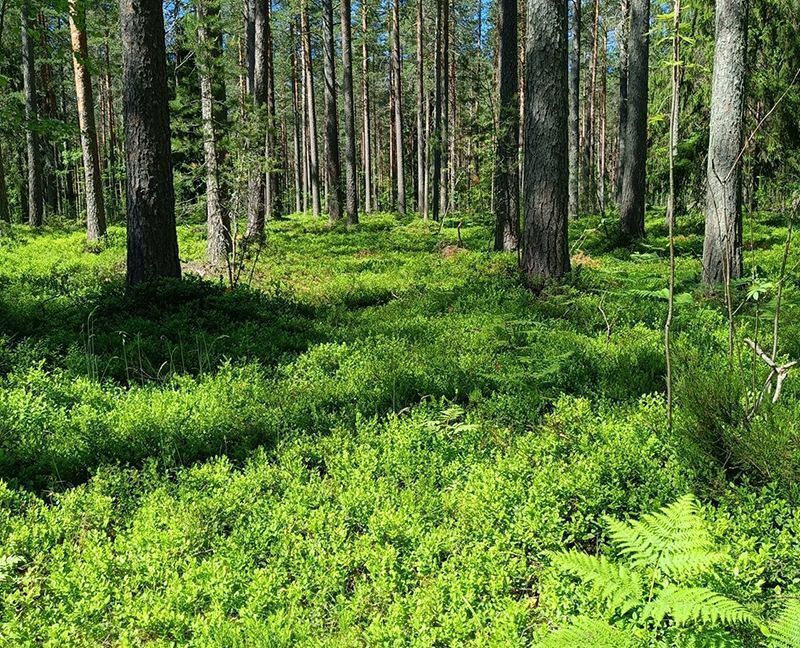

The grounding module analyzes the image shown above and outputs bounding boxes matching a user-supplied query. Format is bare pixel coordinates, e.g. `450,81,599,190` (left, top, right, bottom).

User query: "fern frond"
642,585,757,627
550,550,643,615
767,599,800,648
607,495,720,578
538,617,638,648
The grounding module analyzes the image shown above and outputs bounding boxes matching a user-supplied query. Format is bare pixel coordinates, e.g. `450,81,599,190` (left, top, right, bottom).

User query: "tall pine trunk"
341,0,358,225
416,0,425,216
0,142,9,222
120,0,181,286
21,0,43,227
391,0,405,215
616,0,629,202
266,1,280,220
703,0,747,284
492,0,520,251
246,0,268,238
439,0,449,218
301,0,322,217
361,1,373,213
431,0,443,222
522,0,570,281
197,0,230,266
619,0,649,239
321,0,343,223
290,21,303,214
568,0,580,220
68,0,107,241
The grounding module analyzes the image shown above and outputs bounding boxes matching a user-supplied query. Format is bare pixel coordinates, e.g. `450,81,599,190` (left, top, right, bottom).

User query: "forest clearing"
1,0,800,644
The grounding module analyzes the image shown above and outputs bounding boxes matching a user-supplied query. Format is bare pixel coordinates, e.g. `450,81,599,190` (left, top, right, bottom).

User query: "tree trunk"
361,1,373,213
448,24,456,212
0,142,9,222
197,0,230,267
301,0,322,217
341,0,359,225
568,0,580,220
246,0,268,238
521,0,570,281
391,0,406,215
291,21,303,214
69,0,107,241
616,0,629,201
416,0,425,216
432,0,443,222
246,0,255,95
266,0,280,220
703,0,747,284
119,0,181,286
492,0,520,251
21,0,43,227
439,0,450,218
321,0,343,223
582,0,600,212
618,0,649,239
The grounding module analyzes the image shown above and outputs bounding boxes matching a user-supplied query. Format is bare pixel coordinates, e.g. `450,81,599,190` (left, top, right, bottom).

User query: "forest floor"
0,210,798,645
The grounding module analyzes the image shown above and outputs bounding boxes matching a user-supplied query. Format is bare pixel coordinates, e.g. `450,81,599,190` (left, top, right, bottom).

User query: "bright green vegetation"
1,212,799,645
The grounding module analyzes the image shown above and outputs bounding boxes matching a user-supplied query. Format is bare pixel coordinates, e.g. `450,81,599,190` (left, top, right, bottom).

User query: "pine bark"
246,0,268,238
69,0,107,241
119,0,181,286
197,0,230,266
301,0,322,217
619,0,649,239
703,0,747,284
341,0,359,225
290,21,303,214
21,0,43,227
0,142,9,222
321,0,343,223
521,0,570,281
568,0,580,220
616,0,629,201
431,0,443,222
266,1,280,220
416,0,425,216
439,0,450,218
492,0,520,251
391,0,406,215
361,1,373,213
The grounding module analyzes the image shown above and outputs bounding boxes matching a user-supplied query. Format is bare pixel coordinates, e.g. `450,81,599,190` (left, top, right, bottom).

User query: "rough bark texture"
290,22,303,214
439,0,449,218
361,2,373,213
341,0,358,225
246,0,267,238
266,2,280,220
321,0,343,223
521,0,570,282
616,0,629,200
0,142,9,223
119,0,181,287
391,0,406,215
431,0,443,222
619,0,649,239
69,0,107,241
301,1,321,217
492,0,519,251
568,0,580,220
21,0,43,227
703,0,747,284
416,0,425,216
197,0,230,266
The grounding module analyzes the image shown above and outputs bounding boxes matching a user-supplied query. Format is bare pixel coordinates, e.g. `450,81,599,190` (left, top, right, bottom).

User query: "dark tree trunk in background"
69,0,107,241
431,0,443,222
0,143,9,222
703,0,747,284
341,0,359,225
119,0,181,286
197,0,231,266
321,0,343,223
21,0,43,227
291,21,303,214
246,0,255,95
246,0,268,238
361,1,373,213
492,0,520,251
521,0,570,281
439,0,450,218
568,0,580,220
616,0,629,201
619,0,649,239
416,0,425,216
301,0,322,217
266,1,280,220
391,0,406,215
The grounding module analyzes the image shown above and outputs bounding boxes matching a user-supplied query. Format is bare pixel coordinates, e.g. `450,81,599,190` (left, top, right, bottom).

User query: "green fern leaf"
767,599,800,648
550,550,643,615
643,585,757,627
538,617,638,648
607,495,721,578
